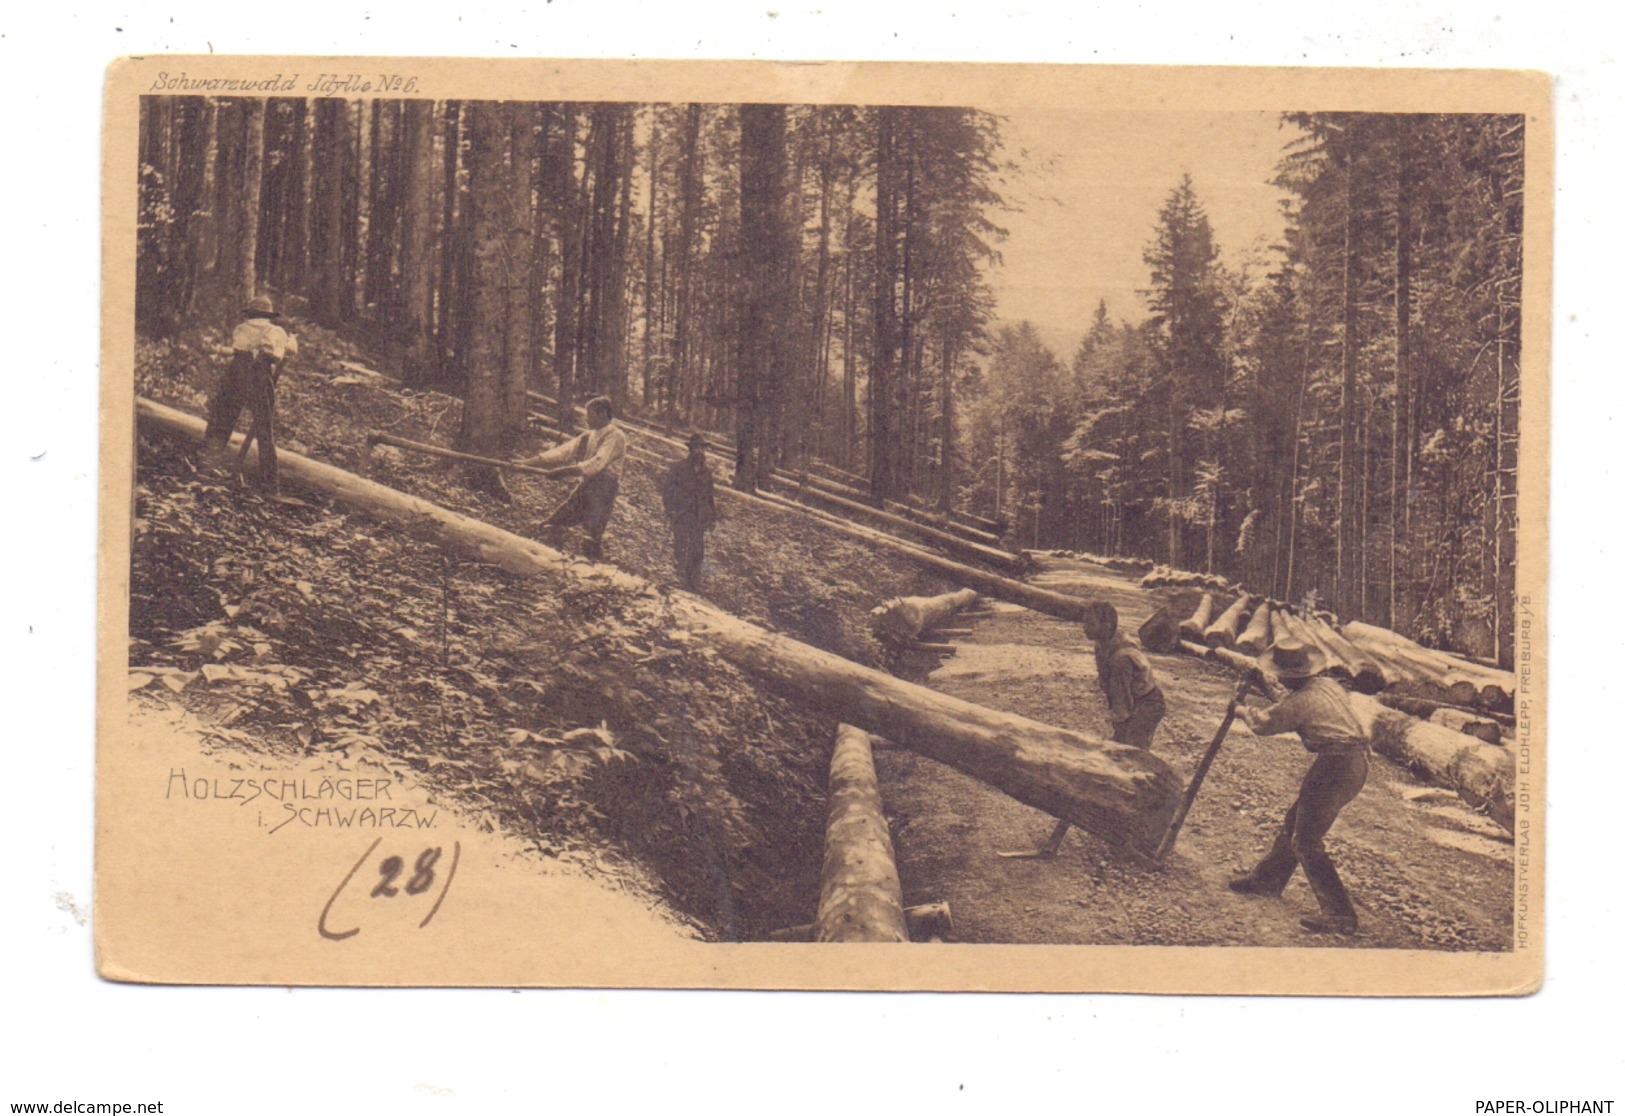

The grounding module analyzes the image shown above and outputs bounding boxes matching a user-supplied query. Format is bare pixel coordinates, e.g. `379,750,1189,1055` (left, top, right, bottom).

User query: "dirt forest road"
875,556,1514,950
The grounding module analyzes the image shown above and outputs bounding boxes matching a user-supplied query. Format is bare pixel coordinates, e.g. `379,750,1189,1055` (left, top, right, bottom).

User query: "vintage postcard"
99,57,1549,993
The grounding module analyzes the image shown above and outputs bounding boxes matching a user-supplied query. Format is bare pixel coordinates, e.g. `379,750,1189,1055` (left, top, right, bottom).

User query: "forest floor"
128,319,1512,948
879,557,1515,949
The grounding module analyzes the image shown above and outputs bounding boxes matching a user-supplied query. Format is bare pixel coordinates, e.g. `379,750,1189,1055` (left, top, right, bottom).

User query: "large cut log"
1354,695,1513,832
139,398,1184,854
1138,606,1181,654
1203,594,1253,650
1174,638,1512,833
815,725,908,943
1342,622,1513,711
1236,602,1273,655
1373,692,1515,728
1177,593,1215,643
1428,708,1503,745
871,588,980,641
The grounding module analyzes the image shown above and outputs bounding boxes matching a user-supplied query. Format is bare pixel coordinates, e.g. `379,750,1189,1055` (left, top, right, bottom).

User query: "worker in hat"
1024,599,1166,858
1228,637,1371,935
659,431,718,590
521,396,626,560
202,293,298,494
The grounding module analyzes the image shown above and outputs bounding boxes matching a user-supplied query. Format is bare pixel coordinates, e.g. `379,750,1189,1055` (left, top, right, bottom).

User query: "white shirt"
528,422,627,480
231,318,298,362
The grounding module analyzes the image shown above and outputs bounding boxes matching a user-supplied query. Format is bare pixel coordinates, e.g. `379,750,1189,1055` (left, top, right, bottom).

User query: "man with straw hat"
202,293,298,495
1227,637,1371,935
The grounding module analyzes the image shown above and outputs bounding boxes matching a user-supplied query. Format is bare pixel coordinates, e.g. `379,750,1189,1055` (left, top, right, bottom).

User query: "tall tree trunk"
870,107,901,503
642,111,660,410
212,97,243,321
734,103,792,493
398,99,438,384
457,103,510,478
1391,145,1413,631
236,99,265,310
437,101,464,379
1336,148,1359,613
548,104,581,431
502,103,536,442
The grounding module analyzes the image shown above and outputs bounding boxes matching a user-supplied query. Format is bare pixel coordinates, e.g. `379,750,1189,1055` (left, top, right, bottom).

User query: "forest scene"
123,94,1525,954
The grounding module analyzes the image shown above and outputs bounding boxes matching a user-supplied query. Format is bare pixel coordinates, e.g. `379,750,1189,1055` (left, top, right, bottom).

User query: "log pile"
1159,589,1508,710
1139,565,1237,592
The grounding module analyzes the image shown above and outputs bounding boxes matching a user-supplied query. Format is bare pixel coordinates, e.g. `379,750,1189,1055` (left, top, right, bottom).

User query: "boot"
1299,913,1358,935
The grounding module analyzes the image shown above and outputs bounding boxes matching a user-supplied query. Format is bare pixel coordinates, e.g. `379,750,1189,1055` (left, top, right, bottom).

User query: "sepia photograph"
98,58,1548,993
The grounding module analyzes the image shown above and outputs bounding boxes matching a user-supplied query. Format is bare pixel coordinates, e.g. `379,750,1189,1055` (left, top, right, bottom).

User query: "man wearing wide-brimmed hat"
202,293,298,494
1227,637,1371,935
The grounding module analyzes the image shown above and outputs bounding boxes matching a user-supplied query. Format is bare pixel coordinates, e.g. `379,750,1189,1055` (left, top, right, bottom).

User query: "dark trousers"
672,522,706,588
202,353,278,491
1244,748,1369,918
1114,687,1166,749
545,472,619,558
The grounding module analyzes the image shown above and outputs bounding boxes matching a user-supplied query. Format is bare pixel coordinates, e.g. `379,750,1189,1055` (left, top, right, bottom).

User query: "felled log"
1342,622,1514,711
816,725,907,943
1236,602,1273,655
1373,692,1515,728
1177,594,1215,643
761,478,1025,574
770,470,1002,548
765,902,951,943
1428,708,1503,745
871,589,980,641
1353,695,1513,832
1203,595,1253,650
140,398,1182,854
1138,606,1181,654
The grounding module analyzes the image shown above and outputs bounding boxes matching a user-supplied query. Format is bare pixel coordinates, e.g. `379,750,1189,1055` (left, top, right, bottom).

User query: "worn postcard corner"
99,56,1549,993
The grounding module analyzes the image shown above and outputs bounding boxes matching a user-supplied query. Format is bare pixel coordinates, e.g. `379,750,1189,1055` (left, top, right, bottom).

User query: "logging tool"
366,430,571,480
1150,673,1257,863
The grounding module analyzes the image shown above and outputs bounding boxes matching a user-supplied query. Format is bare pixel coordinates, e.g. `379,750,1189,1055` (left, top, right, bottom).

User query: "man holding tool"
1003,600,1166,859
202,294,298,495
520,396,626,560
1228,639,1371,936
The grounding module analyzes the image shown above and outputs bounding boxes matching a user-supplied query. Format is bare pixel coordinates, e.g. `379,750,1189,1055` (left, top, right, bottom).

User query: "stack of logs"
1141,589,1518,833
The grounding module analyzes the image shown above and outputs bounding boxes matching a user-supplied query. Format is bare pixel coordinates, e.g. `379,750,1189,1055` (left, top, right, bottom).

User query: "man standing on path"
522,396,627,561
1227,639,1371,936
660,431,718,590
1026,599,1167,858
202,294,298,495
